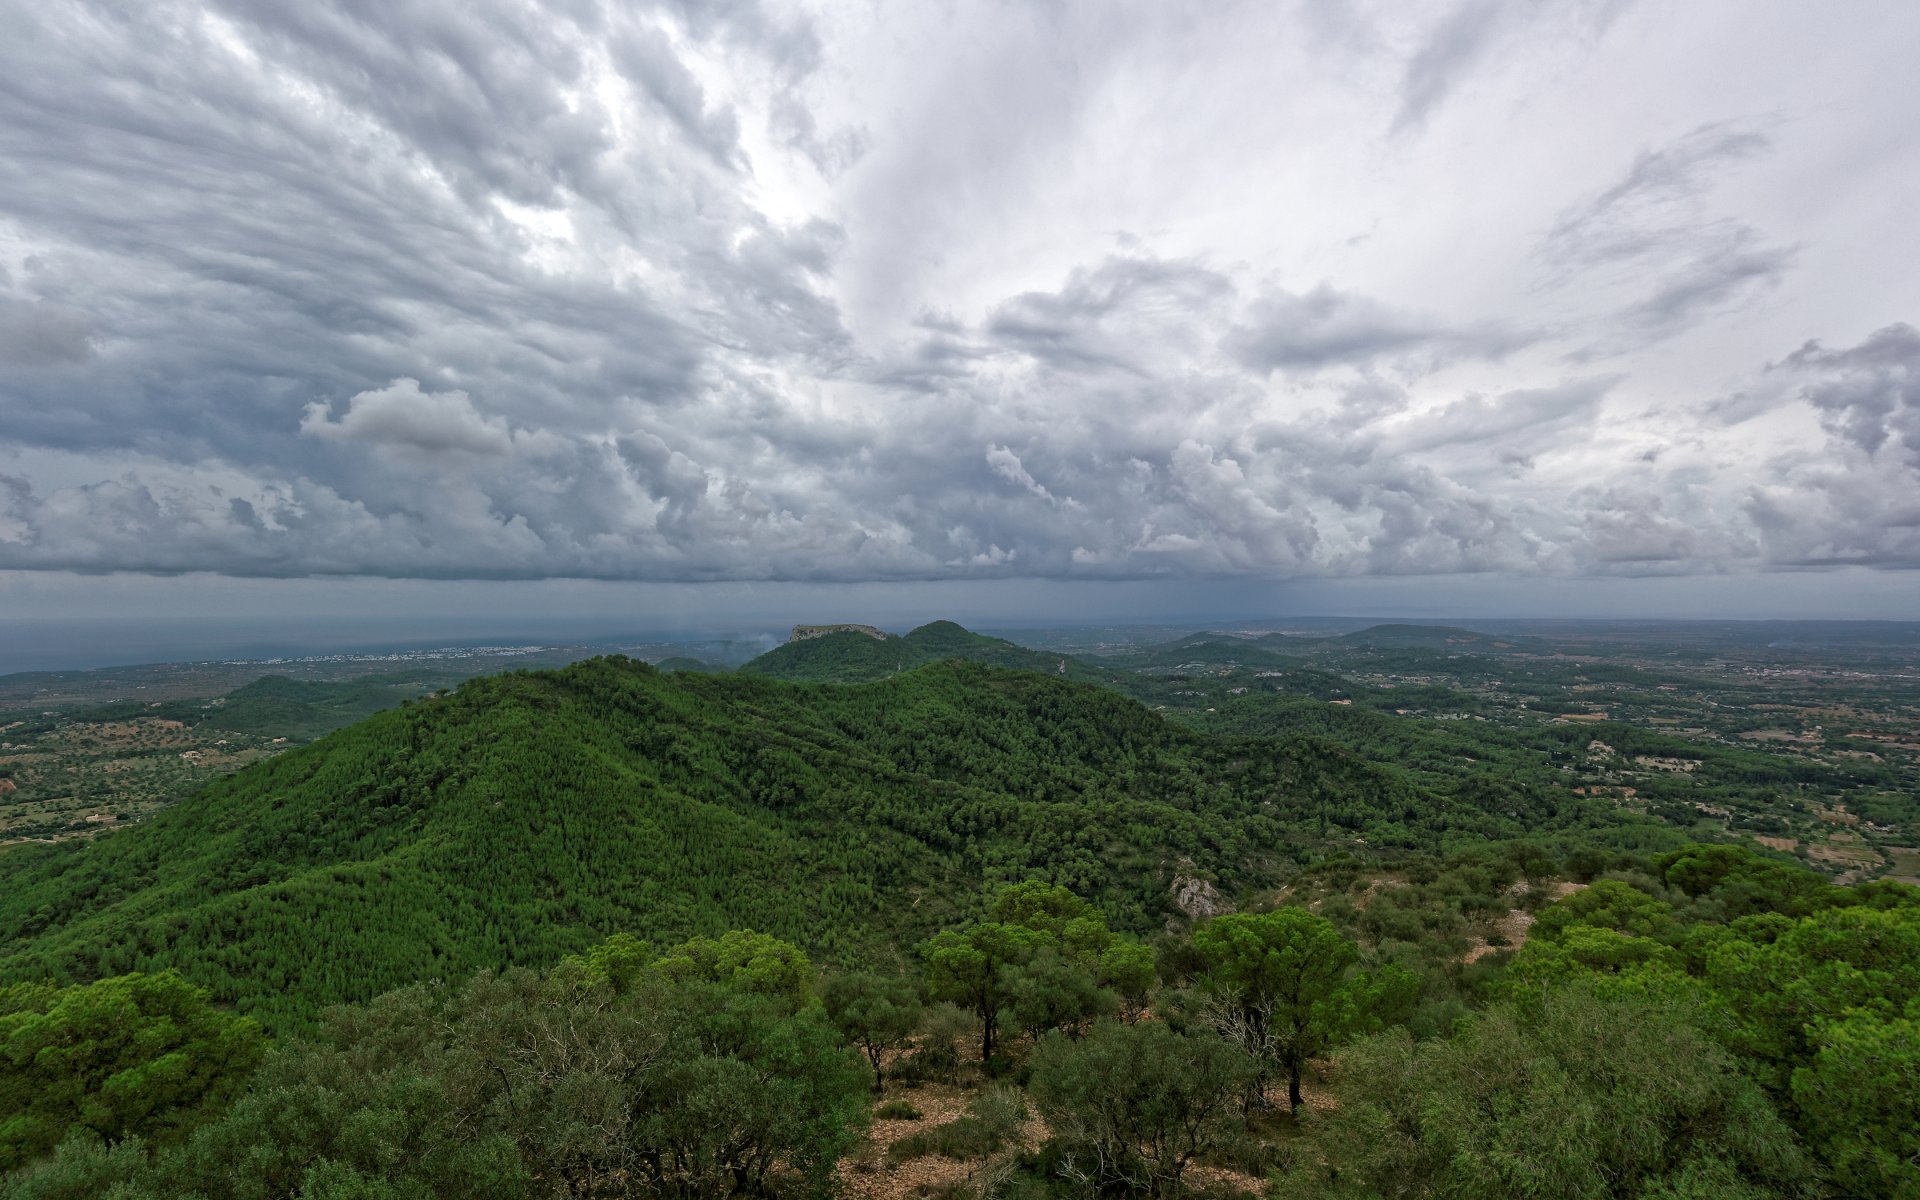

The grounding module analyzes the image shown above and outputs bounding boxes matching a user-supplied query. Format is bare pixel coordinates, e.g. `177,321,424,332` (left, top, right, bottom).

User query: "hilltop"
738,619,1104,683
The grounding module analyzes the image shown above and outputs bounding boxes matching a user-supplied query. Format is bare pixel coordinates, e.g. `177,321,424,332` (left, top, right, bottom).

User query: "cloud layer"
2,0,1918,585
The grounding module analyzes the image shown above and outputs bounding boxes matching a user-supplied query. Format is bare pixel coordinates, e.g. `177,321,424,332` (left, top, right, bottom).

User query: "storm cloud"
1,0,1918,592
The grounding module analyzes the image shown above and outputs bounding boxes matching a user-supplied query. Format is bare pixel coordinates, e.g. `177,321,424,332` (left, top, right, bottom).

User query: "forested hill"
0,654,1583,1032
738,619,1110,683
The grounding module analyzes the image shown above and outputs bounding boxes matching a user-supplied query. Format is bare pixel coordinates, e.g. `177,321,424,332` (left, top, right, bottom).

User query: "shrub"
889,1085,1026,1162
894,1002,973,1085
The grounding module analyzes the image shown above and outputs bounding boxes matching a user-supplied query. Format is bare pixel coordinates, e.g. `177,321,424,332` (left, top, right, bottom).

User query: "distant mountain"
1104,631,1312,673
652,656,722,673
738,619,1103,683
1335,624,1543,652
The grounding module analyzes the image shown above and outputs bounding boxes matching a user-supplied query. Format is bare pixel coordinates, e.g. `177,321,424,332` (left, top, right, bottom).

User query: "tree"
923,922,1047,1062
1655,844,1831,919
0,972,265,1171
1192,908,1364,1111
989,881,1093,936
1705,905,1920,1092
1030,1021,1253,1200
1501,926,1684,996
566,932,654,993
0,1132,164,1200
636,982,870,1199
821,973,923,1094
1531,879,1682,944
652,931,815,1010
1789,1006,1920,1200
1096,942,1157,1022
1003,949,1115,1042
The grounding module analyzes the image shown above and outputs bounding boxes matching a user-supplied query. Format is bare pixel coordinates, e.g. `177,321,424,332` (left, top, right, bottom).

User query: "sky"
2,0,1919,651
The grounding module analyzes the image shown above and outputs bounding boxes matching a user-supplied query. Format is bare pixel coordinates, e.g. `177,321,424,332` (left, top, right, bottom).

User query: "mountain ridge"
0,652,1464,1031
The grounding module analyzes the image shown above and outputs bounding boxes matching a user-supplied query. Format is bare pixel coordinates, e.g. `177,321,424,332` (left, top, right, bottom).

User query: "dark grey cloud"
1577,489,1711,566
985,257,1236,376
1393,0,1634,134
0,298,94,366
1226,284,1532,373
301,379,517,456
1542,119,1796,347
1785,323,1920,464
1371,376,1618,455
1394,0,1513,134
1617,235,1794,338
1737,325,1920,567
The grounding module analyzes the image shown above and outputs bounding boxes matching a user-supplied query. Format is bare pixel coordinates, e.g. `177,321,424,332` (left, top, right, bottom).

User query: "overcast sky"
2,0,1918,637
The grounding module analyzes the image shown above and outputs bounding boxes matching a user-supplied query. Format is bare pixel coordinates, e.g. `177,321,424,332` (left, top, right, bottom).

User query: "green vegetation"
0,654,1654,1033
4,861,1912,1198
0,673,458,843
886,1085,1027,1164
1029,1020,1252,1199
1293,986,1816,1199
739,621,1102,685
2,940,869,1196
734,618,1920,878
823,972,922,1093
0,972,263,1169
3,621,1918,1197
1192,907,1415,1111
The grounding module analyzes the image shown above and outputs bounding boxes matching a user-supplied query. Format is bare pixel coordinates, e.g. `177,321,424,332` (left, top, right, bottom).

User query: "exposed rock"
1170,874,1230,920
790,623,891,643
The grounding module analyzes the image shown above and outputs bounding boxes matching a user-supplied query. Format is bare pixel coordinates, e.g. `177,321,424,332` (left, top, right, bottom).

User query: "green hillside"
0,653,1579,1033
653,656,722,673
739,620,1104,684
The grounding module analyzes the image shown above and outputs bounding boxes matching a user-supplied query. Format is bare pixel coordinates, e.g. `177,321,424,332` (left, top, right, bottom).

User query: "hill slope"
0,656,1497,1031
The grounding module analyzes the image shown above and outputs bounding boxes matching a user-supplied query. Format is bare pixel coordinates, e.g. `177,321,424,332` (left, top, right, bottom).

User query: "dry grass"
837,1081,1051,1200
1461,881,1583,964
1807,840,1880,868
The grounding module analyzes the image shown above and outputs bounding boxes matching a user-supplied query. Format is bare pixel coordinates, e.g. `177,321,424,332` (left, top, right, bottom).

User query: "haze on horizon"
2,0,1918,637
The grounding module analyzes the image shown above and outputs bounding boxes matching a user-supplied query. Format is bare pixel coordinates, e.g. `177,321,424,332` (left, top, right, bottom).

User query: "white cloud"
301,379,515,456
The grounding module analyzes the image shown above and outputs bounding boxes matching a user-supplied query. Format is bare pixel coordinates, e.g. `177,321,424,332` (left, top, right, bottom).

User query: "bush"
1287,984,1815,1199
894,1003,973,1085
875,1100,923,1121
889,1085,1026,1162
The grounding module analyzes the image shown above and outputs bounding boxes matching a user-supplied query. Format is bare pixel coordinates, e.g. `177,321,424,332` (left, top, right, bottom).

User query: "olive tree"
1029,1021,1253,1199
